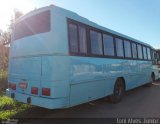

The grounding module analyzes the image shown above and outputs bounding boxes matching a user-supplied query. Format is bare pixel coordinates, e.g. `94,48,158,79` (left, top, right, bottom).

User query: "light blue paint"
6,5,157,109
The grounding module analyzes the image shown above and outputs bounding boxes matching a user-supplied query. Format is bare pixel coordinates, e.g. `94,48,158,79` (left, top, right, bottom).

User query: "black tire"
146,73,155,87
109,78,125,104
151,73,155,82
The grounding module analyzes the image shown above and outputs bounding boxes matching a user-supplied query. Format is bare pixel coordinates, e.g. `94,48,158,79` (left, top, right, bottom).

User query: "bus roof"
16,5,152,48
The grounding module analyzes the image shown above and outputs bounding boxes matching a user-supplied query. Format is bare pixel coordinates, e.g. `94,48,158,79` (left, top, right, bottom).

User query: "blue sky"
0,0,160,48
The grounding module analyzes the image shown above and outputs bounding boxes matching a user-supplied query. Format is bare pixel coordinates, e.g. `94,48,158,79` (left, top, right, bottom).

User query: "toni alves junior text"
116,118,159,124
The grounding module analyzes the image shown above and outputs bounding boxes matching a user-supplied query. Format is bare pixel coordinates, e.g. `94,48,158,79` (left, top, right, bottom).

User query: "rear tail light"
42,88,50,96
31,87,38,95
9,83,16,90
19,82,27,89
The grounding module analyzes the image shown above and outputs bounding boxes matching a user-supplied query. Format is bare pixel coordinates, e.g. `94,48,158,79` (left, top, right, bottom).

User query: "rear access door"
9,57,42,96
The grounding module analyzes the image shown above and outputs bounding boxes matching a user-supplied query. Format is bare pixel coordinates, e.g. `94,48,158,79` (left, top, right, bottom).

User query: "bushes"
0,45,9,71
0,71,31,120
0,96,30,119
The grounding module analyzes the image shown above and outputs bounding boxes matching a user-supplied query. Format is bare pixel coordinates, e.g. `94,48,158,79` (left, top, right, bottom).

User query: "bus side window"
124,40,132,58
147,48,151,60
90,30,103,55
137,44,143,59
115,38,124,57
132,43,138,59
69,23,78,53
143,46,147,60
103,34,115,56
79,26,87,54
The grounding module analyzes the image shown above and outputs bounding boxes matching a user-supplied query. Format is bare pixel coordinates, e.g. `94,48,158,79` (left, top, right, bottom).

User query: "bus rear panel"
7,6,70,109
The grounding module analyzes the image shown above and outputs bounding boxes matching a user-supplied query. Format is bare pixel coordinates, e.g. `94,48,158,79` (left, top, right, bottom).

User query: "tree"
0,44,8,70
0,9,23,70
0,31,11,45
0,9,23,45
9,9,23,31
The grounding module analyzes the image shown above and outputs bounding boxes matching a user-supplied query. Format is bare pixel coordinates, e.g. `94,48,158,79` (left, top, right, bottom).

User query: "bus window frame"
67,18,152,62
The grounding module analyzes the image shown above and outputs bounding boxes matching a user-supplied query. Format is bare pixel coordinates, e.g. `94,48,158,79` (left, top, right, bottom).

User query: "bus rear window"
13,10,51,41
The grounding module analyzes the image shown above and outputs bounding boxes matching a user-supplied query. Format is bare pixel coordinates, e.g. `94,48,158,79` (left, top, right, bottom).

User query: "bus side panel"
104,77,116,96
123,60,152,90
136,61,148,85
125,60,146,90
69,80,105,107
69,56,153,106
69,56,105,106
104,59,140,91
69,83,88,107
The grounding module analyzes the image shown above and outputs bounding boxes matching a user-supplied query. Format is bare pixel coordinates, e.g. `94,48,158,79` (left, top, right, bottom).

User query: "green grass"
0,95,31,120
0,70,31,120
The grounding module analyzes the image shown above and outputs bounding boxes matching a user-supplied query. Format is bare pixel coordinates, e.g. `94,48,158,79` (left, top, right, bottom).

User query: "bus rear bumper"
6,89,67,109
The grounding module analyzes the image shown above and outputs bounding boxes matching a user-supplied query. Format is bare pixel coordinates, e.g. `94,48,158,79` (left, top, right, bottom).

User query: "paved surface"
15,81,160,123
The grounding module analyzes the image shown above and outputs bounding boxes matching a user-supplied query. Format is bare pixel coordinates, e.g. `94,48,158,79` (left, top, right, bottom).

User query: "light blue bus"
6,5,159,109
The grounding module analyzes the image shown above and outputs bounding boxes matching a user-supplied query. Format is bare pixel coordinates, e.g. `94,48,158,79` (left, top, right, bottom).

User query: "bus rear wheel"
146,73,155,87
151,73,155,82
109,78,125,104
